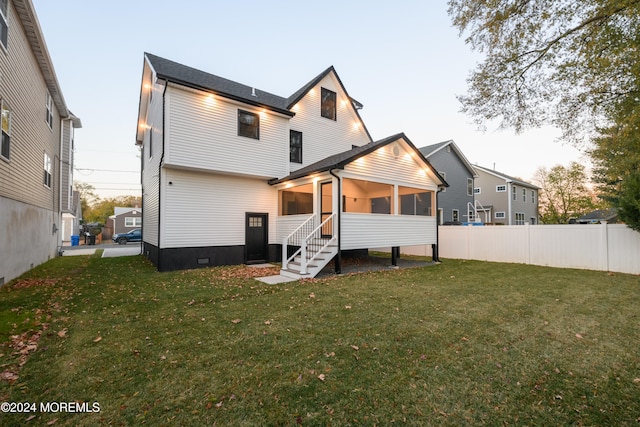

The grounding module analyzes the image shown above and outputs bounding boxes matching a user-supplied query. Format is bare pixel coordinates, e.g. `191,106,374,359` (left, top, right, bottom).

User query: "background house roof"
270,133,447,186
419,139,478,177
474,164,540,189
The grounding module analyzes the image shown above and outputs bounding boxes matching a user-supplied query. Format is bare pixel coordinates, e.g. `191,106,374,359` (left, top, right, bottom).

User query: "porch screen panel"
399,186,433,216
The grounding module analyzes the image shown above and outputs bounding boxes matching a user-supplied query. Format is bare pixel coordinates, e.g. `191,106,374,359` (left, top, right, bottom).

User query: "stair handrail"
282,215,315,270
300,213,336,275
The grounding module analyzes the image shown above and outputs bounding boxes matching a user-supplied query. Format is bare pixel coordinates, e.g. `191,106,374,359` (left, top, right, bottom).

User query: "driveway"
62,243,142,258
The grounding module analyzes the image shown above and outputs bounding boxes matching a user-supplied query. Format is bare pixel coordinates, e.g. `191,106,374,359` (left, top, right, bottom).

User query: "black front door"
245,213,268,264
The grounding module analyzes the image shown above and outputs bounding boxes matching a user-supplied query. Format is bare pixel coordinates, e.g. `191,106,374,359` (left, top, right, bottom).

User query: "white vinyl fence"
400,224,640,275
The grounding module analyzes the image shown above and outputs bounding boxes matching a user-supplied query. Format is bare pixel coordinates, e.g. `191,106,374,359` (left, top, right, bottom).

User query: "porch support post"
329,169,341,274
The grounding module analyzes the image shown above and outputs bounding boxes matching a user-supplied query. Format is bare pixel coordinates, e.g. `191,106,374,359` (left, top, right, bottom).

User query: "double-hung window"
515,212,525,225
43,152,52,188
0,0,8,50
290,130,302,163
467,178,473,196
238,109,259,139
1,100,10,160
320,87,336,120
45,93,54,129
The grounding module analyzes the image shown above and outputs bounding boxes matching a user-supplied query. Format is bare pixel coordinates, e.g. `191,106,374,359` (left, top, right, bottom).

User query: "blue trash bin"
71,235,79,246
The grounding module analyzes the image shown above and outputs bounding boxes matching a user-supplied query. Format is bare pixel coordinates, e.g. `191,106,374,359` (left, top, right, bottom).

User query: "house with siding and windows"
0,0,81,284
473,165,539,225
136,53,447,278
419,140,481,224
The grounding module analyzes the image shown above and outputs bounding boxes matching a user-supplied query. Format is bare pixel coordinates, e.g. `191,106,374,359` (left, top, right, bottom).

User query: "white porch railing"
467,200,488,223
282,213,336,275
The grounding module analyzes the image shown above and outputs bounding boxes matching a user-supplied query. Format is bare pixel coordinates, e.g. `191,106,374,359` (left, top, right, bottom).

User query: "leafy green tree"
617,170,640,231
590,97,640,207
74,181,99,221
83,196,142,225
448,0,640,143
534,162,598,223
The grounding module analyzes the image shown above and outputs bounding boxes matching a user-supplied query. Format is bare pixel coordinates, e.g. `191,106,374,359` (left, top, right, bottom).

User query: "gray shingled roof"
474,164,540,189
270,133,447,186
145,53,293,116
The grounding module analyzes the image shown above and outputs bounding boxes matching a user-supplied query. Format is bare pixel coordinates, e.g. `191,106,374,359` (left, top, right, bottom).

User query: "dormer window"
321,87,336,120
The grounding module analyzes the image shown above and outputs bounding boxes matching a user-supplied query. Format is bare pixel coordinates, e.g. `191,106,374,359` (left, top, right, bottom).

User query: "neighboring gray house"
473,165,539,225
111,207,142,234
419,140,479,224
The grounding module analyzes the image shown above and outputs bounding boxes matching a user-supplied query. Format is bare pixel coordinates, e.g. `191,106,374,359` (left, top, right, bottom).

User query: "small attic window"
321,88,336,121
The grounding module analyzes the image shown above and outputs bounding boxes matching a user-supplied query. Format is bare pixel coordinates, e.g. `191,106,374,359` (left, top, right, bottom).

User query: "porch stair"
280,238,338,279
281,213,338,280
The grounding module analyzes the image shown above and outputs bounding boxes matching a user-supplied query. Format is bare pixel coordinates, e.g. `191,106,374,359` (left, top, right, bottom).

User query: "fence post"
282,237,288,270
601,221,609,272
525,222,531,265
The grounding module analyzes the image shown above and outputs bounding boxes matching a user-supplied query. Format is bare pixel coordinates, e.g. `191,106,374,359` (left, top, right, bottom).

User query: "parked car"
112,229,142,244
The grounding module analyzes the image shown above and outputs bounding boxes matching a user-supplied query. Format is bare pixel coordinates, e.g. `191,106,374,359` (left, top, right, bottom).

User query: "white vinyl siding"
165,85,289,179
140,68,163,246
161,169,278,248
344,140,438,188
288,73,370,171
342,214,437,250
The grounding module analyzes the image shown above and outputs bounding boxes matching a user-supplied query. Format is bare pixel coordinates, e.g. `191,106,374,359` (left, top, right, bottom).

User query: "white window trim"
452,209,459,222
474,187,481,194
515,212,525,225
495,212,506,219
496,185,506,192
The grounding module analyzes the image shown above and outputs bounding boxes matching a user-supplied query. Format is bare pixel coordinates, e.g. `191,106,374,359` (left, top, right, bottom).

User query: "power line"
75,168,139,173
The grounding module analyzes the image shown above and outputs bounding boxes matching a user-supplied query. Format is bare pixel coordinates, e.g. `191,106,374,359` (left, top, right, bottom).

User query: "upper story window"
320,87,336,120
0,0,8,50
496,185,506,192
45,93,54,129
290,130,302,163
43,152,52,188
237,109,259,139
1,100,11,160
512,185,517,200
531,190,536,204
522,188,526,202
438,171,446,192
467,178,473,196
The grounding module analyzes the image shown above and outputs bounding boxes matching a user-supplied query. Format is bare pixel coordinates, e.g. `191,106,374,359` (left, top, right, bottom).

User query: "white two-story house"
136,54,446,278
0,0,81,284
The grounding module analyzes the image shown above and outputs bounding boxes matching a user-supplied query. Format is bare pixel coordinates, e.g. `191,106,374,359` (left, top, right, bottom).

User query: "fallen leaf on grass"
345,305,352,309
575,333,583,339
93,336,102,343
633,378,640,384
351,345,359,351
309,292,315,299
231,319,241,324
47,418,58,425
57,328,67,338
317,374,326,381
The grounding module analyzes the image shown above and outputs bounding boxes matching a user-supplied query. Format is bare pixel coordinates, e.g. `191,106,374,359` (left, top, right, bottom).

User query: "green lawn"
0,253,639,426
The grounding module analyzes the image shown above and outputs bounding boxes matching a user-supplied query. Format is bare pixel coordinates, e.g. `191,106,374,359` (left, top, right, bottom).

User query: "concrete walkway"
62,243,142,258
